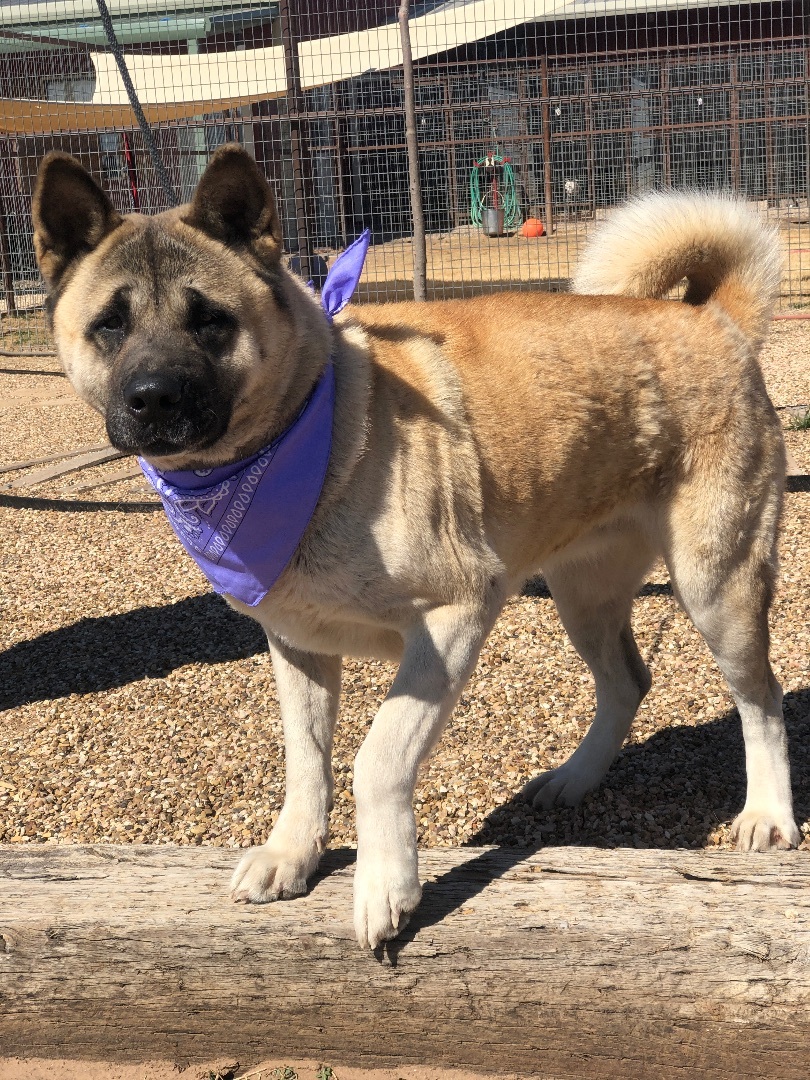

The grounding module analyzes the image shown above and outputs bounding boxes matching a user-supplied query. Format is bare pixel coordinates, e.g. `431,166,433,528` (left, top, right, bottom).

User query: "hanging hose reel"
469,152,521,236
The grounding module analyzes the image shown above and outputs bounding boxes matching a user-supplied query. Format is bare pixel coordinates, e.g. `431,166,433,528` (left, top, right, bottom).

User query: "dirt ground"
0,1061,527,1080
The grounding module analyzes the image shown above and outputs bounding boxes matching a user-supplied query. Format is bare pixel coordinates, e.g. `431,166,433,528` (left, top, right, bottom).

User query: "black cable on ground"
94,0,178,207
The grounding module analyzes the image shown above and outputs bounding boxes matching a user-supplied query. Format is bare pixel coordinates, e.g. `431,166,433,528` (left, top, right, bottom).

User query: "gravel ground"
1,320,809,855
0,1058,522,1080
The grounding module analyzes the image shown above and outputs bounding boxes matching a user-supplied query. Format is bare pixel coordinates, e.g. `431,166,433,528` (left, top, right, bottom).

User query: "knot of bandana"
138,229,370,606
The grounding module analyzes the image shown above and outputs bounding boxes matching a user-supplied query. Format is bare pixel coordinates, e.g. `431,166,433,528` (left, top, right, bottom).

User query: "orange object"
521,217,545,237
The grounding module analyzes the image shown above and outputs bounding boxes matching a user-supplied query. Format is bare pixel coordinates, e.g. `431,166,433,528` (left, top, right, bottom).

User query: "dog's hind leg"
523,522,656,810
662,479,800,852
230,638,341,902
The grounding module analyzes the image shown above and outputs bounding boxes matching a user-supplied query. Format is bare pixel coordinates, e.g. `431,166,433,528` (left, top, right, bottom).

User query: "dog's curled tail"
572,190,782,346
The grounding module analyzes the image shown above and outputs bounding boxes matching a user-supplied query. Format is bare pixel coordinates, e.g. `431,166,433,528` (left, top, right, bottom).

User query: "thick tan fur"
33,148,800,949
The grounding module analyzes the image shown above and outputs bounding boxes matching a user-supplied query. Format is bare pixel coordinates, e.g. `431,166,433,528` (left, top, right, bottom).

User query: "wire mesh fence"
0,0,808,354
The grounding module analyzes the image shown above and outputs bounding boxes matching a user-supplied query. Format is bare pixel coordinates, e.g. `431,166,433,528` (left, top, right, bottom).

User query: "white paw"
522,763,600,809
353,851,422,949
731,808,801,852
230,838,322,903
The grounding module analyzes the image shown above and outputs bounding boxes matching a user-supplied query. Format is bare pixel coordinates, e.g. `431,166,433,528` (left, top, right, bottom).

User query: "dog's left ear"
184,144,283,267
32,153,122,290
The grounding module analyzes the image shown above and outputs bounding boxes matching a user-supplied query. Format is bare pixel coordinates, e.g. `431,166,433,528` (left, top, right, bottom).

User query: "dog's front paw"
731,808,801,852
522,763,598,809
353,851,422,950
230,838,322,903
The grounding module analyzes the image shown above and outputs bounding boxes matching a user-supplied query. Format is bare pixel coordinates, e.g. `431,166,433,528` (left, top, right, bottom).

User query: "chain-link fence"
1,0,808,352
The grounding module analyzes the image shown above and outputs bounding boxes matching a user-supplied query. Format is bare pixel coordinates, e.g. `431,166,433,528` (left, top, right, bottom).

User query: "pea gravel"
1,322,809,855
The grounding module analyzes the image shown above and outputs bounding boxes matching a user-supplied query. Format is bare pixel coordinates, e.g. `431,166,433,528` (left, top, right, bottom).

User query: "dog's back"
347,193,783,583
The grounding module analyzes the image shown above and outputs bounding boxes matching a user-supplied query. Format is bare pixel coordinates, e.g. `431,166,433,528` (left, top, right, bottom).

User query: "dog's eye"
89,308,127,345
189,304,236,345
99,312,124,332
195,310,227,330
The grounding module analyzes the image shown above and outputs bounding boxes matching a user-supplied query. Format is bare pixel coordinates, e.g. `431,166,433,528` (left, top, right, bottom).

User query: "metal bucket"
482,207,505,237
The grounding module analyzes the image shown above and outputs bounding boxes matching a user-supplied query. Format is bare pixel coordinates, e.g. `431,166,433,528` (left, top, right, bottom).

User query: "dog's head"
33,144,329,468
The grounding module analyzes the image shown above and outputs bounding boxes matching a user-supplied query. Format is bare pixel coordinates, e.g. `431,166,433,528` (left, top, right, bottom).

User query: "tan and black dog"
33,145,799,948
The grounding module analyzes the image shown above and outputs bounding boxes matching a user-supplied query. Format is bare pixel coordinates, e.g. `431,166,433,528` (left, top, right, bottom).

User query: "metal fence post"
279,0,315,283
399,0,427,301
540,56,554,235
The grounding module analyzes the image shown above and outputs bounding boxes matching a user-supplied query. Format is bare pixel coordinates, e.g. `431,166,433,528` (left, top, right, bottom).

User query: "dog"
33,145,800,948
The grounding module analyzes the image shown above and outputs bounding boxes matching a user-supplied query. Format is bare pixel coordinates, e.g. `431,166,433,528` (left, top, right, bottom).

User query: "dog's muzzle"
106,370,228,456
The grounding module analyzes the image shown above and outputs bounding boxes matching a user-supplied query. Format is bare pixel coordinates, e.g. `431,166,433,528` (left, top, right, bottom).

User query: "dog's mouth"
105,372,230,459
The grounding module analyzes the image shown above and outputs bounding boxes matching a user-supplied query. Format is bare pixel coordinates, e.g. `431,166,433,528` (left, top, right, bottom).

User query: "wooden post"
0,201,17,316
2,844,810,1076
399,0,427,301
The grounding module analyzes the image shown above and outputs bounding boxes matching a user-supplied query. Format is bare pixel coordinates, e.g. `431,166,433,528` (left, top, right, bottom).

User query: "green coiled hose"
469,153,521,230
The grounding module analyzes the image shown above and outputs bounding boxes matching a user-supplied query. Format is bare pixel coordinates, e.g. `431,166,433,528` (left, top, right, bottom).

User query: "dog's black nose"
122,374,183,424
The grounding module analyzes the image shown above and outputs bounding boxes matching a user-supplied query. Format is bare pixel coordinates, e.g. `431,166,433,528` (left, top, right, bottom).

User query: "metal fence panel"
0,0,808,351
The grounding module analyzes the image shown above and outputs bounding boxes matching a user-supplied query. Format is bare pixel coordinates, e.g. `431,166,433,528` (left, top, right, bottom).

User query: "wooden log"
70,465,144,493
0,444,110,476
2,446,125,490
1,844,809,1077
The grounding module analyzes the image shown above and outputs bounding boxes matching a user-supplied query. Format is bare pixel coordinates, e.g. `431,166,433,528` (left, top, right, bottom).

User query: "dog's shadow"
378,687,810,962
0,577,682,711
0,594,267,710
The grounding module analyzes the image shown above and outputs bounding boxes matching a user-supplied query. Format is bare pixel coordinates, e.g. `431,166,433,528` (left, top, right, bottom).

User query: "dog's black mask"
105,339,233,457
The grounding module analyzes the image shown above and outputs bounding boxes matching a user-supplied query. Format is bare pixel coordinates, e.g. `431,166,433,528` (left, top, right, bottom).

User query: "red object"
122,131,140,211
521,217,545,237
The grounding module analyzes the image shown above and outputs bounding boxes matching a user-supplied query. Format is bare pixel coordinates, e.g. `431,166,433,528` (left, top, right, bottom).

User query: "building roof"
0,1,278,52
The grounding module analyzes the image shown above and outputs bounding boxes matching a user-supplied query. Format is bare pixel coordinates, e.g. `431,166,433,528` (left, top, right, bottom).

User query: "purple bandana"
139,230,370,606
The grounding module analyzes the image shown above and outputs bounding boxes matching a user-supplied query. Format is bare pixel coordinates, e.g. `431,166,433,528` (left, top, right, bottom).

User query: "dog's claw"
522,764,600,809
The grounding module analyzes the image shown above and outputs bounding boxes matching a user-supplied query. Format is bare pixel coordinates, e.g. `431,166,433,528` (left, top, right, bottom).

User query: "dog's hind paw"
731,809,801,852
229,840,320,903
353,854,422,950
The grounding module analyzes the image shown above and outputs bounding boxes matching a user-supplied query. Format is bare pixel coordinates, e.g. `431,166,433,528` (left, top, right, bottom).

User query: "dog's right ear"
32,153,122,290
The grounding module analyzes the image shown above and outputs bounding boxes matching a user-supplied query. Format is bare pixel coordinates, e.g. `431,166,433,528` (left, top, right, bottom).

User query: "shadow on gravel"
467,687,810,852
523,575,673,599
384,690,810,956
0,593,267,710
0,493,159,513
3,575,671,711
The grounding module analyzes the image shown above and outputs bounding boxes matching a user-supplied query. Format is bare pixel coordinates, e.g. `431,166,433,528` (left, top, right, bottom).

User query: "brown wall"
430,1,809,64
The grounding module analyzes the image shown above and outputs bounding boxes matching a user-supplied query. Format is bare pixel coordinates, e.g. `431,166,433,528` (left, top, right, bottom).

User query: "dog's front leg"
352,601,500,949
230,637,340,903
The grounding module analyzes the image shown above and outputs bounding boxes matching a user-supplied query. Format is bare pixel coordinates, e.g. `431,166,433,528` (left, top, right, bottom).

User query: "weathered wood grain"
0,444,109,476
1,446,124,489
1,844,808,1077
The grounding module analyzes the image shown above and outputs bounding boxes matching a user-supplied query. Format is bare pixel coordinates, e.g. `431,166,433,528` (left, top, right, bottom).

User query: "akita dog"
33,145,799,948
